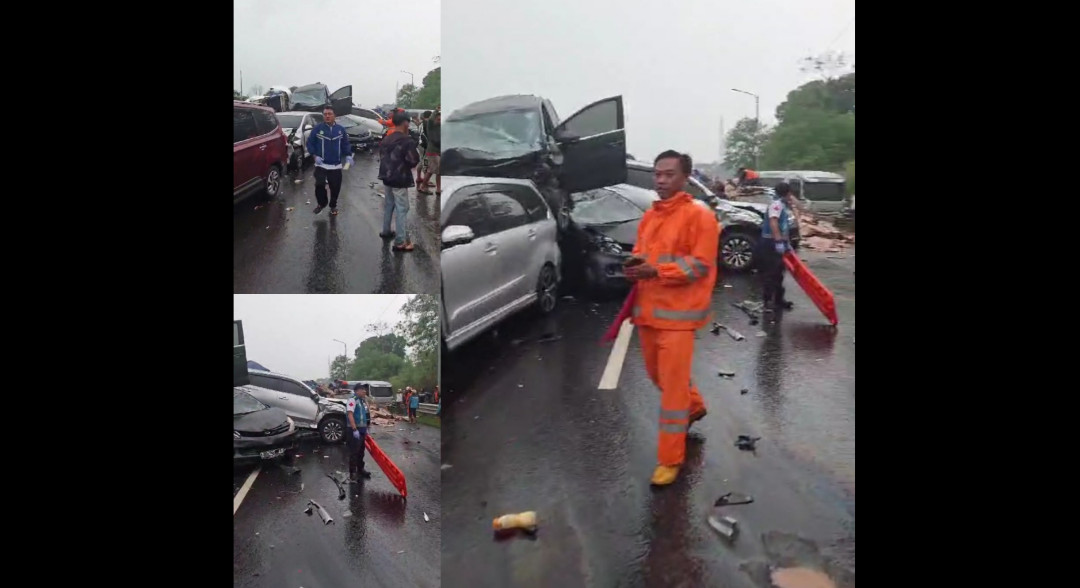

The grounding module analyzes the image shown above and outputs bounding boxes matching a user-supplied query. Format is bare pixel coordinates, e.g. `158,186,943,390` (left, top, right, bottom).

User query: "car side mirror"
303,125,313,132
441,225,475,248
553,128,576,142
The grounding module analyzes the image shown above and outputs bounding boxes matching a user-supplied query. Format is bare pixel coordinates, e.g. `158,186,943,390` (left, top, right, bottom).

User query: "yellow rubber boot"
651,465,680,486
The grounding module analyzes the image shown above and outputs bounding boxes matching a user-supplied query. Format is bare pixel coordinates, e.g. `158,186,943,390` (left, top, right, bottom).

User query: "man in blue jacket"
306,104,353,216
346,383,372,482
759,181,796,310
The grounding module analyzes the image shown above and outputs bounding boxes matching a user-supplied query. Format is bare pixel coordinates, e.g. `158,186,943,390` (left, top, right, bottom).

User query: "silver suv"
242,370,349,444
440,176,561,352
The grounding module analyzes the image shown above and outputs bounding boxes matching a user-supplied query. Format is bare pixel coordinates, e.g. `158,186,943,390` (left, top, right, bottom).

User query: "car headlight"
234,431,241,440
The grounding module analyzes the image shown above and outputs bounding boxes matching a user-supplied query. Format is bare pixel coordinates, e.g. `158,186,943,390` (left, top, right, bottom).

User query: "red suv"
234,101,288,202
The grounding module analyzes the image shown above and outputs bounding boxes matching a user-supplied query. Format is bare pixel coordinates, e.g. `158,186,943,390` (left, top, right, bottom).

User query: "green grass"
416,413,441,428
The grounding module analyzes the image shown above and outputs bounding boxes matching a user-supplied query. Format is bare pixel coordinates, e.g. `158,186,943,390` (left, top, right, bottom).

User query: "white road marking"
599,319,635,390
233,466,261,516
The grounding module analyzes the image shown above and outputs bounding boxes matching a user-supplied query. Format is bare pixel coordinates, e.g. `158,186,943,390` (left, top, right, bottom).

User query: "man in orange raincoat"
624,150,720,486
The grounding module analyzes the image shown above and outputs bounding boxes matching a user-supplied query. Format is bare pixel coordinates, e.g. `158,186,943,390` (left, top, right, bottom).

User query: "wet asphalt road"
441,250,855,587
233,153,440,294
233,423,441,588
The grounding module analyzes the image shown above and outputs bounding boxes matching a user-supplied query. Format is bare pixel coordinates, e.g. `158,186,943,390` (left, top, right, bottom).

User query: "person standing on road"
408,387,420,423
736,167,760,187
378,111,420,251
758,181,796,311
346,383,373,482
624,150,720,487
305,105,353,216
418,110,441,196
416,111,432,187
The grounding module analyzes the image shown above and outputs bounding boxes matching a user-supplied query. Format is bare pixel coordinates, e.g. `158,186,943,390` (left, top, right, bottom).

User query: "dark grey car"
622,159,800,271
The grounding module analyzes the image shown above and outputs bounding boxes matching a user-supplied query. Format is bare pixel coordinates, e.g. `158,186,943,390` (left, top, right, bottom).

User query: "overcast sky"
234,0,440,108
234,295,412,380
442,0,854,165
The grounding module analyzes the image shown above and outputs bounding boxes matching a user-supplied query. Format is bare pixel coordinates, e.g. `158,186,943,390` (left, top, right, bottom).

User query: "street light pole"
731,88,761,169
332,339,348,359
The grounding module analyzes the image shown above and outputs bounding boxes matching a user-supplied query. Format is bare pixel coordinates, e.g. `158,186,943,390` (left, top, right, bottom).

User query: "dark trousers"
757,240,786,305
347,430,367,475
314,167,343,208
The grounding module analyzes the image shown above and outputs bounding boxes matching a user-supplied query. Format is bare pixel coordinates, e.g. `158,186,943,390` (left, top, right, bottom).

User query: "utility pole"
240,69,243,96
719,116,725,164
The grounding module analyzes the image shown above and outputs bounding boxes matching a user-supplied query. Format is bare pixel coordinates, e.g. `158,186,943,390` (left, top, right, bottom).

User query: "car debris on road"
708,492,754,541
735,435,761,451
326,473,347,500
304,499,334,525
711,322,746,341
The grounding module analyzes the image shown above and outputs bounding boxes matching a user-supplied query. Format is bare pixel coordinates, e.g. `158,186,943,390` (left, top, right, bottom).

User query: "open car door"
330,85,353,118
554,96,627,193
233,320,250,387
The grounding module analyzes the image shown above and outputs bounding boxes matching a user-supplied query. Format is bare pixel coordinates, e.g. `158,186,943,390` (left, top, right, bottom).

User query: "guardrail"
418,402,439,415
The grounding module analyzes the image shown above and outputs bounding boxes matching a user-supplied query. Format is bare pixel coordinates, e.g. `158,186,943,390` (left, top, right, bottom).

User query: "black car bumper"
351,136,378,152
233,430,299,463
582,250,632,293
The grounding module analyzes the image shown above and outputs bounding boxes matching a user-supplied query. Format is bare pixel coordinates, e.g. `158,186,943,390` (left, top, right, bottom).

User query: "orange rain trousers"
638,326,706,467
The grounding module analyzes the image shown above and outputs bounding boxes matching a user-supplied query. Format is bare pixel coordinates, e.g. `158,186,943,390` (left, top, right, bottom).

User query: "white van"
757,170,846,214
336,380,395,406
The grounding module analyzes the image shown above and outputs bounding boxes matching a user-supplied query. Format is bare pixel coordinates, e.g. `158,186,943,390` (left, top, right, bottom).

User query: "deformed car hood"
234,407,290,433
581,222,639,249
441,148,543,179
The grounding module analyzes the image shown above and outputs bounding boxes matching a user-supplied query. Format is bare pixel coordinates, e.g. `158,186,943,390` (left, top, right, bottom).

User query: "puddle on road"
771,567,836,588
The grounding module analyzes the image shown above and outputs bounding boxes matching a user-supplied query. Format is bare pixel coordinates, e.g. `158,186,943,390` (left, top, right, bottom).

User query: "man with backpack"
378,111,420,251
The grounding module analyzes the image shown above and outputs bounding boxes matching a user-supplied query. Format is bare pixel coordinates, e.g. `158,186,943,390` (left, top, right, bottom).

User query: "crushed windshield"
443,109,544,156
571,190,644,226
234,390,267,415
292,89,327,107
337,116,360,128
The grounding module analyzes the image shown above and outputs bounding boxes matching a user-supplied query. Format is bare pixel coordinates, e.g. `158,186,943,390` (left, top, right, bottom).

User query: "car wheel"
319,416,346,444
536,264,558,315
721,232,757,272
263,165,282,199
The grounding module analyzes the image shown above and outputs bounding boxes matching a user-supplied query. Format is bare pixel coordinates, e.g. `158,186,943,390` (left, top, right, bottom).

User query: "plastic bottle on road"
493,511,537,532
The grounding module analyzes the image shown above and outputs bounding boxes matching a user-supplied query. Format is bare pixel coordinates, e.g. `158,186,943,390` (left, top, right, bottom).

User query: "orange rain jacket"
631,193,720,330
